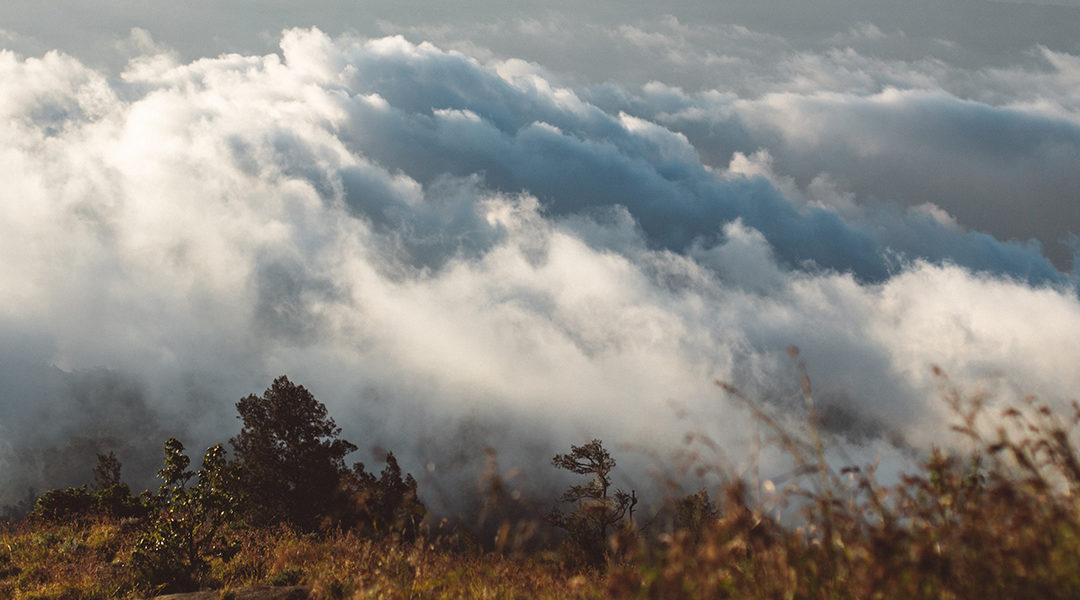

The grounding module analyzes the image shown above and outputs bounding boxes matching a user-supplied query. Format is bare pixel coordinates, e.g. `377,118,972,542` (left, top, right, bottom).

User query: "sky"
1,0,1079,513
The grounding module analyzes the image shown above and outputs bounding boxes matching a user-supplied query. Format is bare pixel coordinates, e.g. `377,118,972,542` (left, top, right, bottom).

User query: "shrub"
29,453,147,523
29,487,97,522
132,439,238,593
343,452,426,541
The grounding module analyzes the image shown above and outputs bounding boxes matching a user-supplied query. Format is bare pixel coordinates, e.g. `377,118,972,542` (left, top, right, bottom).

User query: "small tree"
30,452,145,521
132,439,237,593
345,452,426,541
93,452,123,489
230,375,358,530
93,451,146,518
548,439,636,566
674,489,720,543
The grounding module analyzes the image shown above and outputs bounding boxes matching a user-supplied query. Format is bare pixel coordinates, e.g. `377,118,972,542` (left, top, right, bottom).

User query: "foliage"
92,453,147,520
547,439,637,566
29,486,97,522
93,484,146,521
229,375,426,535
672,489,720,544
29,454,146,522
131,439,238,594
230,375,358,530
343,452,427,541
93,452,122,490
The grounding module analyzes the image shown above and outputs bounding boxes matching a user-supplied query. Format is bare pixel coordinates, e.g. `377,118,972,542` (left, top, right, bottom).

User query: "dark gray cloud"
624,86,1080,268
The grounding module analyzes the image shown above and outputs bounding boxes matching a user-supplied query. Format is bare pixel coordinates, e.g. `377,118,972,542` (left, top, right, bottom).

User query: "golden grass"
0,519,608,599
0,517,140,599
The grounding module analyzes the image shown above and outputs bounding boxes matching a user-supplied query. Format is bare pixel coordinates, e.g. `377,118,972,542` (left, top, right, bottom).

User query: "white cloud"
1,28,1079,512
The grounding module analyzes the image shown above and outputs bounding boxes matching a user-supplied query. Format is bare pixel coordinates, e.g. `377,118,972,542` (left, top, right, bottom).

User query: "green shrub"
29,453,147,523
29,487,97,522
132,439,238,593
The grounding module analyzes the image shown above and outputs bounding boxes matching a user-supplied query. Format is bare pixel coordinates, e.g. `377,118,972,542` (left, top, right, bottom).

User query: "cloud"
1,29,1079,513
620,79,1080,269
826,21,903,44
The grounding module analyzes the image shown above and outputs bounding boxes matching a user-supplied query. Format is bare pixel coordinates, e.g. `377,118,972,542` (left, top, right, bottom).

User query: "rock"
149,585,309,600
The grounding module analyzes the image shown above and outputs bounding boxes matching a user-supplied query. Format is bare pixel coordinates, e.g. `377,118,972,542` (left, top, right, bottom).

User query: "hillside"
5,374,1080,599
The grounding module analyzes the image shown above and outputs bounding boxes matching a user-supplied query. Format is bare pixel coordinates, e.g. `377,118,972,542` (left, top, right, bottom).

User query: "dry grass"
0,519,607,599
5,373,1080,599
0,516,141,599
617,369,1080,599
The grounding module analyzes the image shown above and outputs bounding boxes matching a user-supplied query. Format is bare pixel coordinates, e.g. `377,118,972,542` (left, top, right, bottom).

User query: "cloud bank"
2,27,1079,511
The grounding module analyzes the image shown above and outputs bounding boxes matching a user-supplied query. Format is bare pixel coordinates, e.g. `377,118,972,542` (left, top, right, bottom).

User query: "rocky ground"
149,586,309,600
